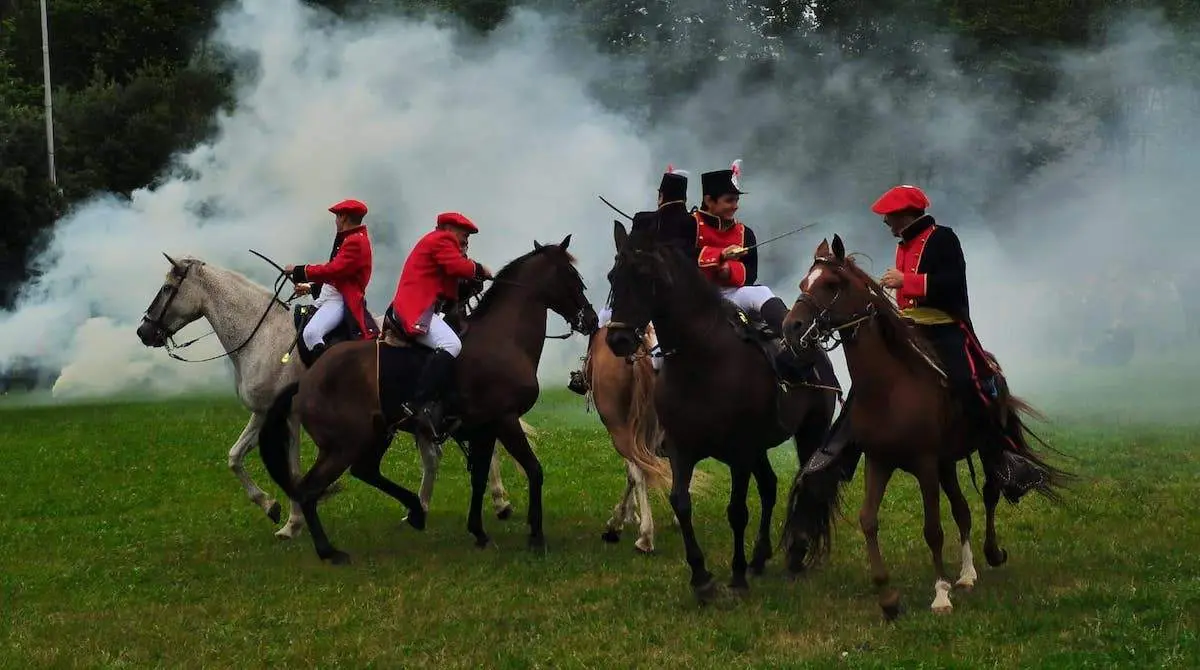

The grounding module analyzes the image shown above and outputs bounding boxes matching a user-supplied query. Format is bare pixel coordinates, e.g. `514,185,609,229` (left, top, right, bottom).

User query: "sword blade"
742,222,821,251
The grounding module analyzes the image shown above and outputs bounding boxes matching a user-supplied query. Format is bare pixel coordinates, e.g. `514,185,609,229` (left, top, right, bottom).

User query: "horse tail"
780,409,854,571
259,382,301,500
625,354,672,490
998,391,1076,505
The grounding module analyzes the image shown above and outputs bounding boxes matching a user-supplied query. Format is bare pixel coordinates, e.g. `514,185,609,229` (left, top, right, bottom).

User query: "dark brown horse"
605,222,839,603
257,236,597,564
779,235,1071,618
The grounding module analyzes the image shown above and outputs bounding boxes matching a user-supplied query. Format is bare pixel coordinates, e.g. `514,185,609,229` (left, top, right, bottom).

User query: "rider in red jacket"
285,199,374,363
387,212,492,439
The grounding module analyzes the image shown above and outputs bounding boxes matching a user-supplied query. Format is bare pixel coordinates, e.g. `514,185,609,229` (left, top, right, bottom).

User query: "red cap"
329,199,368,217
870,185,930,215
436,211,479,234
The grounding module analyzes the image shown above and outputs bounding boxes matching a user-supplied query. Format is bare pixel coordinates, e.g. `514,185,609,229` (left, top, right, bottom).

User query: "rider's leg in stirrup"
404,314,461,440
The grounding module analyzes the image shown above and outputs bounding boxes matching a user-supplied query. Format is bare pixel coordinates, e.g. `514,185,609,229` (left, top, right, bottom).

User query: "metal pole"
39,0,57,186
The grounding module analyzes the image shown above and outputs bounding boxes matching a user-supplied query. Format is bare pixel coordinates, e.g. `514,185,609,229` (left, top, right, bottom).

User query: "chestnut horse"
780,235,1071,618
605,221,839,602
257,237,597,564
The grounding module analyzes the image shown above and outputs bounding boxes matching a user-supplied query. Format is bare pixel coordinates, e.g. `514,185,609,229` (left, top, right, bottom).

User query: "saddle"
292,302,380,368
375,304,470,437
721,301,830,391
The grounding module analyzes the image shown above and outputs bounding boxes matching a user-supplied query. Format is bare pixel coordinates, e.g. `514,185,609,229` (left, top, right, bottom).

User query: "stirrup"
568,369,589,395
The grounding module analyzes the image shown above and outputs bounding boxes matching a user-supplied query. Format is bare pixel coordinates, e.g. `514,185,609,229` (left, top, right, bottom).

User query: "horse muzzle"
782,311,816,351
605,326,640,358
136,319,168,348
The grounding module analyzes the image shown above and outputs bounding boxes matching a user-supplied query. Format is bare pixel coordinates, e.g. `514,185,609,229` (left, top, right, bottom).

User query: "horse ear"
831,234,846,261
559,234,571,250
613,220,628,250
534,240,544,250
163,252,180,268
815,239,830,258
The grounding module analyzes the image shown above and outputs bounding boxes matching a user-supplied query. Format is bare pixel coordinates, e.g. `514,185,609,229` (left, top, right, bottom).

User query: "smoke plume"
0,1,1195,421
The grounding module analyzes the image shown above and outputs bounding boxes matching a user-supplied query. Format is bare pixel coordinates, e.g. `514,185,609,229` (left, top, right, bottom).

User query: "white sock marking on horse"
630,463,655,553
228,414,270,510
489,451,513,516
956,541,978,589
931,578,954,613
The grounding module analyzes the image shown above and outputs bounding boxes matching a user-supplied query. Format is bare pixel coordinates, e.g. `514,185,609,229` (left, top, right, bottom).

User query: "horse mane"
175,256,288,311
838,255,943,377
629,230,725,313
468,243,579,322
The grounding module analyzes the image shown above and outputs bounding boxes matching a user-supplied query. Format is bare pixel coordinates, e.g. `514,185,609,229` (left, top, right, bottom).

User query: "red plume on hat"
870,185,930,215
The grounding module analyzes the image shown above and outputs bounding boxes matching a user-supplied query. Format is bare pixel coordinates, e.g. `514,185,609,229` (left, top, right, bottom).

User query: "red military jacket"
894,215,971,324
294,225,374,339
693,209,760,287
390,229,483,336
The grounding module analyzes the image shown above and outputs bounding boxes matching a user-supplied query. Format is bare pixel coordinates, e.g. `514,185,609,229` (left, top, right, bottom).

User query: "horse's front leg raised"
665,445,715,603
227,414,278,521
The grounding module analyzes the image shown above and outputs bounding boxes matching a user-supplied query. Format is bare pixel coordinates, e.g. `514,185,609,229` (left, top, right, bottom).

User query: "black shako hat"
701,159,746,199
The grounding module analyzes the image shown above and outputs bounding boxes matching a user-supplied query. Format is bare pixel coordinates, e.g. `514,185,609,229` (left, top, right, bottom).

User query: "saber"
598,195,634,221
727,222,821,256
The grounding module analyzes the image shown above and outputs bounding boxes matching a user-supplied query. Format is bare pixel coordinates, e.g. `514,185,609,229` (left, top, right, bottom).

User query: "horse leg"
295,449,356,565
917,459,953,614
629,462,656,554
275,414,307,540
940,461,978,591
463,431,498,548
602,458,637,544
495,416,546,550
748,451,778,575
727,465,754,594
350,437,427,532
983,473,1009,567
860,457,900,619
666,449,715,603
227,414,278,521
489,450,515,520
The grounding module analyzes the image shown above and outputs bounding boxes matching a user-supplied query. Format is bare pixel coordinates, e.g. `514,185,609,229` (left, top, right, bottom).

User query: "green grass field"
1,381,1198,668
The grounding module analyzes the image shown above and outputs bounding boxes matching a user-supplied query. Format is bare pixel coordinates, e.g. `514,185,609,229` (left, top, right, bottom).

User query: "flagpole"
39,0,57,186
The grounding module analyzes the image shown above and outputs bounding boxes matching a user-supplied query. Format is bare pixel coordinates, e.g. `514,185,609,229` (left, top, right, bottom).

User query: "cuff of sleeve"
292,265,309,283
903,272,926,296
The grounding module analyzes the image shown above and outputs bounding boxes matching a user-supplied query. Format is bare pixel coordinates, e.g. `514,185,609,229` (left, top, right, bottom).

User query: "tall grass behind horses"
1,385,1195,667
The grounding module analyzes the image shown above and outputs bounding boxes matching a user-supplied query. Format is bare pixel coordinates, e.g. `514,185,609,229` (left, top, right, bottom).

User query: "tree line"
1,0,1196,307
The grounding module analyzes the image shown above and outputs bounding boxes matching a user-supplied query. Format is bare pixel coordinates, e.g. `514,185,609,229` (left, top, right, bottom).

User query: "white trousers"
304,285,344,349
720,285,776,313
414,312,462,357
596,306,662,371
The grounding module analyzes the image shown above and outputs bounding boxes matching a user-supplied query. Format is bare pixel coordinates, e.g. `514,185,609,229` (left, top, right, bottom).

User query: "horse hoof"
406,509,427,531
693,580,721,605
601,530,621,544
496,505,514,521
274,525,303,541
324,551,352,566
634,539,654,554
528,535,547,552
474,535,492,549
266,501,282,524
986,546,1009,567
954,579,976,592
931,604,953,615
880,590,903,621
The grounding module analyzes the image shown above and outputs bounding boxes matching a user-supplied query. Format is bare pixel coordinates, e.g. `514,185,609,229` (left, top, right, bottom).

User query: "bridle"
142,256,294,363
789,257,878,353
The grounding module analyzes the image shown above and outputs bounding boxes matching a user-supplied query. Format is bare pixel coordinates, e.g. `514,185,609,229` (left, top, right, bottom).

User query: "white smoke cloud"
1,1,1196,419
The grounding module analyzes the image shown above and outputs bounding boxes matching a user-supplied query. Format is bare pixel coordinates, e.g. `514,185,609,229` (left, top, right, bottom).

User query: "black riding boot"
760,297,790,338
300,342,327,368
406,350,458,441
568,331,598,395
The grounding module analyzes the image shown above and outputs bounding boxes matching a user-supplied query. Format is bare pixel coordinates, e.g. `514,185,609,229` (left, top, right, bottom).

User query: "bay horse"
135,255,521,541
256,236,598,564
779,235,1071,618
605,221,839,602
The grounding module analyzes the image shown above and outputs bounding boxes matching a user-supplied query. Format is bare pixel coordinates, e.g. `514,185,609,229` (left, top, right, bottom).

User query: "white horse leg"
274,414,306,540
490,450,514,520
602,462,637,543
227,414,276,520
416,434,441,513
629,464,656,554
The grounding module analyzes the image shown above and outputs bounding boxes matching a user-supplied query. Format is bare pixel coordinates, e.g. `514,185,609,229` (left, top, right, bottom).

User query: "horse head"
783,234,879,351
136,254,208,347
517,235,598,336
604,220,672,358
